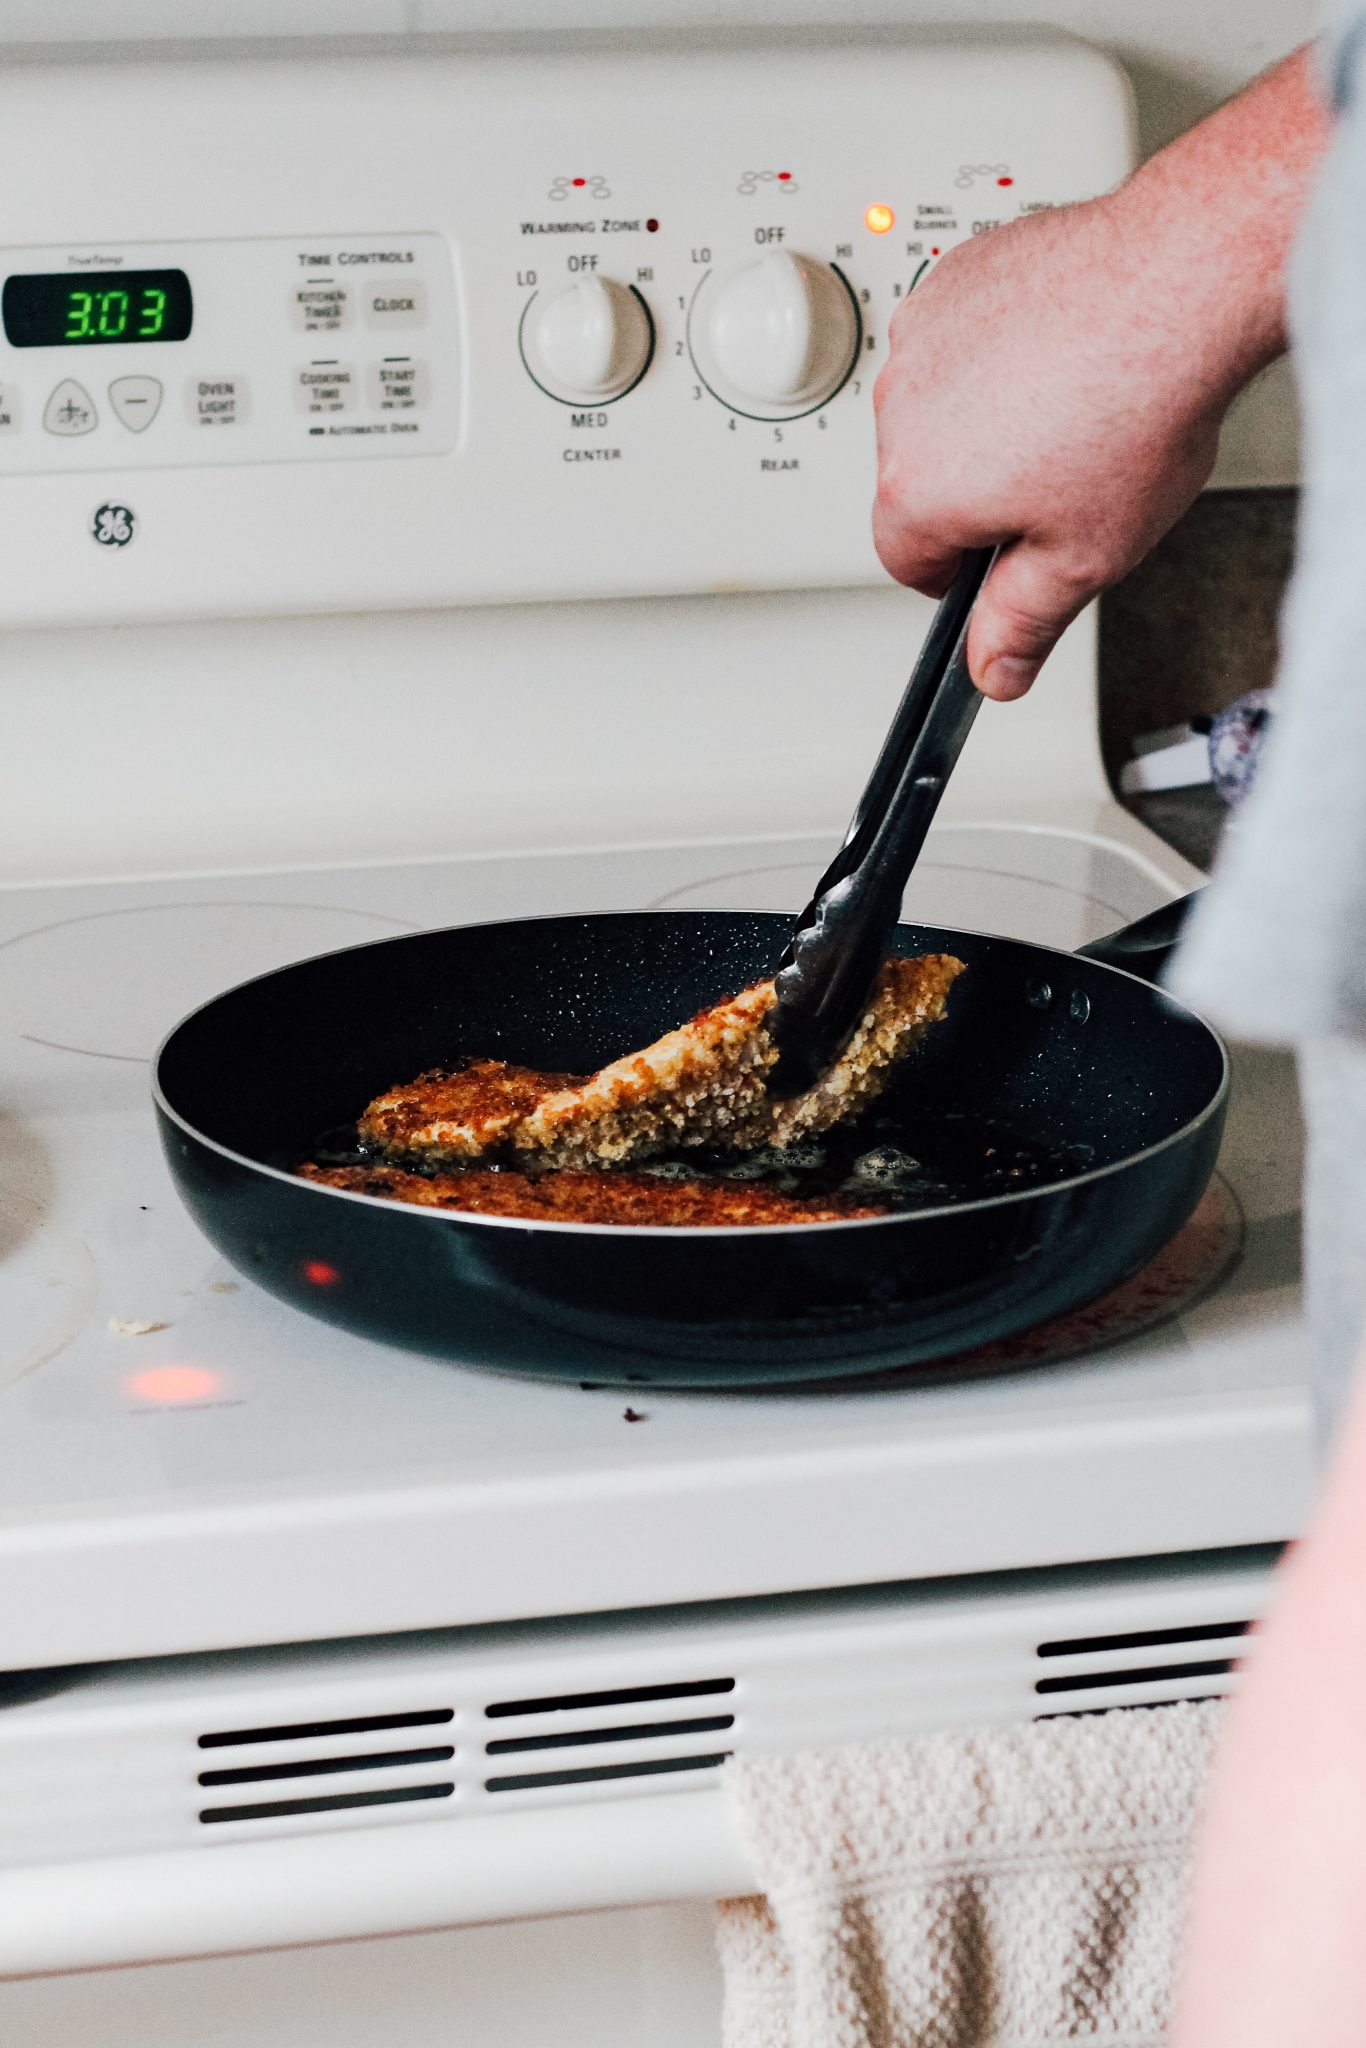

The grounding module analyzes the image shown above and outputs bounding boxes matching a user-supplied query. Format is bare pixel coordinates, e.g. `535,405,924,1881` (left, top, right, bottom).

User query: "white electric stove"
0,29,1312,2048
0,815,1310,1987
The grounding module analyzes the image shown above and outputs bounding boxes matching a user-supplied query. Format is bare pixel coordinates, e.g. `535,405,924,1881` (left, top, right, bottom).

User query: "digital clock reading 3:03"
1,269,193,347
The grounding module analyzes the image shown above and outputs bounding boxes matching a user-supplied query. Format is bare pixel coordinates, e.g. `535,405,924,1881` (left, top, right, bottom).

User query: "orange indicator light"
864,204,895,234
127,1364,224,1405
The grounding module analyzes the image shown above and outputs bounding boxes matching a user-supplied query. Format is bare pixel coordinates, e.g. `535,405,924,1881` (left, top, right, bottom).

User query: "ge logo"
91,503,136,548
547,174,611,200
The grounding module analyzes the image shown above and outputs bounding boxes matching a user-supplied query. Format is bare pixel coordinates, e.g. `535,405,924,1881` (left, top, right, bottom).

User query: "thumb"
966,543,1099,701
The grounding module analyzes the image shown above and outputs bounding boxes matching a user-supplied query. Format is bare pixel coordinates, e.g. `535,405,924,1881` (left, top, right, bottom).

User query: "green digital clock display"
1,269,193,348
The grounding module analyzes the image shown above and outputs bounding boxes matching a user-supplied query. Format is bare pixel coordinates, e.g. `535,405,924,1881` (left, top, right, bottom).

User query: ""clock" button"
109,375,163,433
43,379,97,436
363,282,427,330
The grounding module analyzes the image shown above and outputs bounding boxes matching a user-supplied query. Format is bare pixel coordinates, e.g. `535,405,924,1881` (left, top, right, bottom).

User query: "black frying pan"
153,898,1226,1387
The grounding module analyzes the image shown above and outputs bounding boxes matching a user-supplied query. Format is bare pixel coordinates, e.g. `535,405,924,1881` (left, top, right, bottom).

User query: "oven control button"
520,277,654,404
367,359,430,411
109,375,163,433
689,252,859,417
291,282,350,334
187,377,248,428
43,378,98,436
364,281,427,330
295,363,357,414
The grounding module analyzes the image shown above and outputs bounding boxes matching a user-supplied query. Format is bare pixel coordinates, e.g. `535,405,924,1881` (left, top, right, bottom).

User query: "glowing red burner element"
997,176,1014,186
303,1259,341,1287
572,177,586,187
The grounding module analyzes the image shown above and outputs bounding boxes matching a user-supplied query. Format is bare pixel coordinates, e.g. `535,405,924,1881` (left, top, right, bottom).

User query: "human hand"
872,46,1324,700
872,200,1224,700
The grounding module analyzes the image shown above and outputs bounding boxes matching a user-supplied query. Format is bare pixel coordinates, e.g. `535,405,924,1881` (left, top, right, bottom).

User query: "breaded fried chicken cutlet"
298,1163,886,1228
355,953,964,1172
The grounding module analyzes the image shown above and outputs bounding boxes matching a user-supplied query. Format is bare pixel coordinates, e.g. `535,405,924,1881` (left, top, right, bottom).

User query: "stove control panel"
0,39,1135,627
0,235,460,474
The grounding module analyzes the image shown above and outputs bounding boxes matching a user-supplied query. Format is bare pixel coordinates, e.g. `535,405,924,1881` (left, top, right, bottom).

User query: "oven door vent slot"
485,1753,729,1795
480,1676,737,1799
198,1706,454,1749
195,1705,459,1829
200,1783,454,1826
1032,1617,1252,1715
483,1677,734,1719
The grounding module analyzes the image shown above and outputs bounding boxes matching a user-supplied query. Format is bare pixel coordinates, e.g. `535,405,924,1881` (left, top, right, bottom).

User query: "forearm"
1108,44,1331,418
1172,1357,1366,2047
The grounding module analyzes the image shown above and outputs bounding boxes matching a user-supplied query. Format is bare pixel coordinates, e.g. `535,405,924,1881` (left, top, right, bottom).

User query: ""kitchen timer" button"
109,375,163,433
367,359,430,411
363,282,427,331
294,363,357,414
291,284,350,335
44,379,97,436
187,377,248,428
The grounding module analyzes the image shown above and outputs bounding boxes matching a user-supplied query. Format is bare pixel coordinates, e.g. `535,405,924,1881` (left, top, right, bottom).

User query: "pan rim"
151,908,1231,1241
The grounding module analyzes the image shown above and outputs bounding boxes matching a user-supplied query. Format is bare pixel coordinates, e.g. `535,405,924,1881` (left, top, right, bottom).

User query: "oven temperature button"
520,277,655,405
689,251,860,418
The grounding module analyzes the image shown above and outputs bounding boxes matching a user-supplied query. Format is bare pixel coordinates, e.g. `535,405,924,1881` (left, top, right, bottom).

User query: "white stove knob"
521,277,654,403
692,252,860,415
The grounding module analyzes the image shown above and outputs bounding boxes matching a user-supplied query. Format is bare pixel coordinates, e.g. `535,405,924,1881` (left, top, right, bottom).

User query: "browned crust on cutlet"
514,953,964,1167
355,953,964,1173
358,1057,583,1164
297,1161,885,1227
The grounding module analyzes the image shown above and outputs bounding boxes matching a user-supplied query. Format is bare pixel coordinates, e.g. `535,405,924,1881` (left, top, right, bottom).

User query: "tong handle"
769,548,994,1094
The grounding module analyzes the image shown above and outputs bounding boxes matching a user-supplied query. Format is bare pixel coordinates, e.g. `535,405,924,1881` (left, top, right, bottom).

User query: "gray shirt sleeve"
1170,24,1366,1042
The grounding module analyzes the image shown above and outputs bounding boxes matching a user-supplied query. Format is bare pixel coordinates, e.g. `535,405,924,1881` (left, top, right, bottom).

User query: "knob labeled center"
521,277,654,405
690,252,860,417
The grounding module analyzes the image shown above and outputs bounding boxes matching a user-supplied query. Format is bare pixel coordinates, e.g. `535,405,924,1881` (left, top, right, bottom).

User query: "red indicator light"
931,247,941,256
777,171,791,182
572,177,586,187
304,1259,341,1287
997,176,1014,187
127,1364,224,1406
646,217,660,233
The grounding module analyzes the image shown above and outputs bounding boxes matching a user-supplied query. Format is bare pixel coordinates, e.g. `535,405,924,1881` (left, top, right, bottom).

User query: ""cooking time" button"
295,363,357,414
187,376,248,428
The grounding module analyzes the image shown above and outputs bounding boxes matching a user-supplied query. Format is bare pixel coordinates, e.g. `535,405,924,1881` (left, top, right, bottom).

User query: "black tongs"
768,548,996,1096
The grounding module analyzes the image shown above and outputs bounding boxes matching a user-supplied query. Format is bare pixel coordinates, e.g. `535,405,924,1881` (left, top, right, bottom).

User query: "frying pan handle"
1075,890,1202,982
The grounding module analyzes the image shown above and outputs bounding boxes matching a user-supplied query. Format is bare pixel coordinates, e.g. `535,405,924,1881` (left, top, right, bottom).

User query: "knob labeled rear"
689,252,860,417
521,277,655,405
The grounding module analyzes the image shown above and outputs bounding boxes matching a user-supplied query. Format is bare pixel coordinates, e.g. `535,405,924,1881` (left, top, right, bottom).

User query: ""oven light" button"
294,363,357,414
367,359,430,411
108,375,163,433
0,383,21,434
186,377,248,428
364,282,427,330
43,378,97,436
291,283,350,334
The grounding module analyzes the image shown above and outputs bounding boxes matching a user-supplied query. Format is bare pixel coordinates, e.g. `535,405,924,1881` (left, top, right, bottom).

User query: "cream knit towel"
715,1700,1224,2048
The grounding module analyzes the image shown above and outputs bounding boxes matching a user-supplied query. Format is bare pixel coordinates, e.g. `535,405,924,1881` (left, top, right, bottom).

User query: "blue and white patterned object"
1208,689,1274,806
